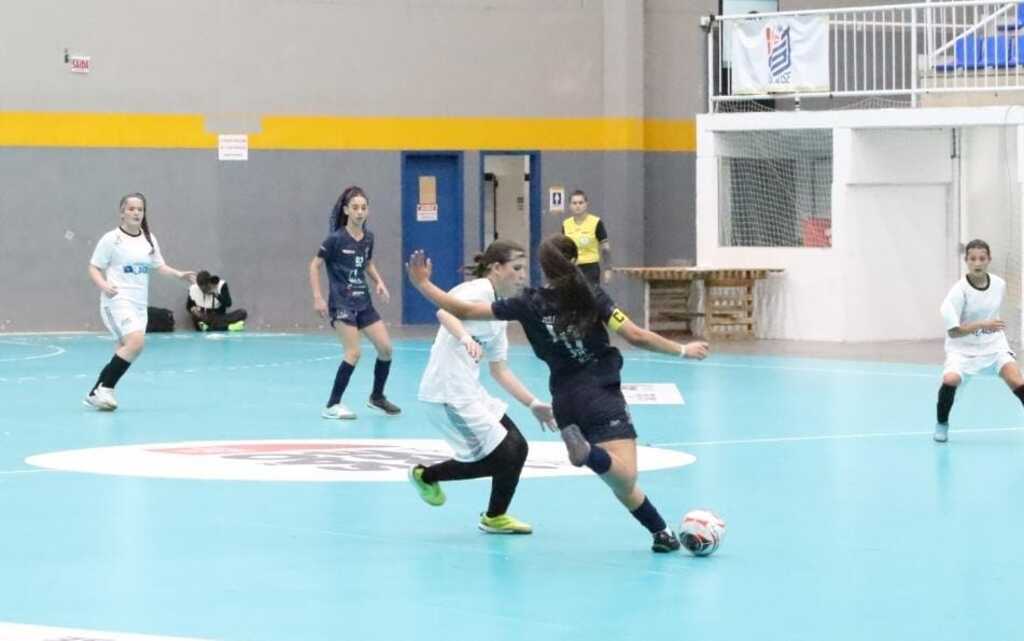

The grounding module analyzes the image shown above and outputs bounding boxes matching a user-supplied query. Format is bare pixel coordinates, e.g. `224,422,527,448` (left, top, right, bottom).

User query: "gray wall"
3,0,608,118
0,0,905,331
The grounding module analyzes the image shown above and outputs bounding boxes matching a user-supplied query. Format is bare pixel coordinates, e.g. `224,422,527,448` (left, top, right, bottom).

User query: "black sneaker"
560,423,591,467
651,529,681,553
367,396,402,416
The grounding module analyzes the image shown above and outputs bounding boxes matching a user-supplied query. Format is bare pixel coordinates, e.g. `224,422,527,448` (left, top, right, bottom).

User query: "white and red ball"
679,509,726,556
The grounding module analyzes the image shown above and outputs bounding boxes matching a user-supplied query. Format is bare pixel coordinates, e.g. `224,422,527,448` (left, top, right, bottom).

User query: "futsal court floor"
1,330,1022,641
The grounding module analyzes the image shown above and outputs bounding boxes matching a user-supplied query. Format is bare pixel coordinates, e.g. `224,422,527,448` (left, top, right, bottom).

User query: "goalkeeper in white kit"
936,239,1024,442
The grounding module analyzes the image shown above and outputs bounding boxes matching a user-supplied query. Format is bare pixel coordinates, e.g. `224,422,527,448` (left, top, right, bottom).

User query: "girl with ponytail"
406,234,710,553
310,186,401,420
84,193,196,410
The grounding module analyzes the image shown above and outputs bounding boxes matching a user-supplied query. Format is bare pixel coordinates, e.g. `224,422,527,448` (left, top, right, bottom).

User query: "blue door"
402,153,464,324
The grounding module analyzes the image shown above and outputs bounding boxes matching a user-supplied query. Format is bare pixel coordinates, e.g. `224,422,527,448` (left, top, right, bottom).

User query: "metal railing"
708,0,1024,111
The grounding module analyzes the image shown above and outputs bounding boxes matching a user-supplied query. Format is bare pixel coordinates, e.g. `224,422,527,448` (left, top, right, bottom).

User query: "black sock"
937,383,957,424
92,355,131,393
1014,385,1024,407
421,418,529,517
630,497,668,534
371,359,391,399
487,420,528,517
585,445,612,475
327,361,356,407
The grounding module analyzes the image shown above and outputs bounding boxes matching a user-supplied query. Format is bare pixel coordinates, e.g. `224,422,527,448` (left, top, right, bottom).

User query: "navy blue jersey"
491,286,623,393
317,228,375,311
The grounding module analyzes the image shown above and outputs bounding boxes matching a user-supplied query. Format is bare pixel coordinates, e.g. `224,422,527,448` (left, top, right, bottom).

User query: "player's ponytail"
330,185,368,232
466,239,525,278
120,192,154,255
538,234,597,337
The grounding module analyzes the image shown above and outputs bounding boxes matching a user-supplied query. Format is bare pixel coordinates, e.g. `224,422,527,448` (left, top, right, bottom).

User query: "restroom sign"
549,186,565,213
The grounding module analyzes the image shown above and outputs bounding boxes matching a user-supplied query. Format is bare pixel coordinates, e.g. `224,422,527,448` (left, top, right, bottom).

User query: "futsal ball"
679,509,726,557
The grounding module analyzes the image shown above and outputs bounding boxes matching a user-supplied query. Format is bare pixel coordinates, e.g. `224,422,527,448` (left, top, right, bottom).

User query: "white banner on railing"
730,15,830,94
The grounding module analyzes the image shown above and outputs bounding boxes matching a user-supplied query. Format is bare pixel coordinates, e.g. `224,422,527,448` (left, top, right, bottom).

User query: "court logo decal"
26,439,695,482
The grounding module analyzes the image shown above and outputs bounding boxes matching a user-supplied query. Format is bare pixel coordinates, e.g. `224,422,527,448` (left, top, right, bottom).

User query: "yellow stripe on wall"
0,112,695,152
0,113,216,148
644,118,697,153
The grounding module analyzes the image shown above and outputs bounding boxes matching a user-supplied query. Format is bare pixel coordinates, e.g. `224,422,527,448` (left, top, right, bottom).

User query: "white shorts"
422,396,509,463
101,301,147,341
943,351,1016,378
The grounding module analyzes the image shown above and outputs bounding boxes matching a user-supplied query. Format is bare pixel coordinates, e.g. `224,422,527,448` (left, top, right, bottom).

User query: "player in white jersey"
84,193,195,410
408,240,556,534
936,238,1024,442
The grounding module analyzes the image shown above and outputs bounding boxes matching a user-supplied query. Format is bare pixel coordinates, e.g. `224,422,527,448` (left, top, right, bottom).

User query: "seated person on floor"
187,270,248,331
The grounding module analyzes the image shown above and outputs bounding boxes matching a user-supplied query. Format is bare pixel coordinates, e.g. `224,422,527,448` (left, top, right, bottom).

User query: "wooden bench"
614,267,783,338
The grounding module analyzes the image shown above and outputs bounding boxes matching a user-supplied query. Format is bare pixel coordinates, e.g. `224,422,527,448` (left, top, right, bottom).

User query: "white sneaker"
83,387,117,411
94,385,118,409
321,403,356,420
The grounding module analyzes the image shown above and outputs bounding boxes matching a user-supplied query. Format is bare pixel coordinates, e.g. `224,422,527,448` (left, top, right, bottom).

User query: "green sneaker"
198,321,209,332
408,465,445,506
227,320,246,332
478,513,533,534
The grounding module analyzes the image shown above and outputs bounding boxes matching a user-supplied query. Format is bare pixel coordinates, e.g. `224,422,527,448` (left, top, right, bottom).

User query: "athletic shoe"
198,321,209,332
227,320,245,332
408,465,445,506
83,391,115,411
560,423,591,467
83,386,117,411
321,403,356,420
934,422,949,443
366,396,402,416
478,513,533,534
651,529,681,553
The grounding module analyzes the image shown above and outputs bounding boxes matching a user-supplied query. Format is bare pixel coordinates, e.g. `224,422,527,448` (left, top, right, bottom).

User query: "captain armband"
607,308,630,332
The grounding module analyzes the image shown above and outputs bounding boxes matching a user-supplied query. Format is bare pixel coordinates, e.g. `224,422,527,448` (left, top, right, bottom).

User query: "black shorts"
577,262,601,285
553,381,637,444
330,304,381,330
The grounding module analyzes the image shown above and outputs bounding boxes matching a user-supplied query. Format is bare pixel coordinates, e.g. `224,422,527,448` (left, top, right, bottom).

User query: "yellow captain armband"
607,308,630,332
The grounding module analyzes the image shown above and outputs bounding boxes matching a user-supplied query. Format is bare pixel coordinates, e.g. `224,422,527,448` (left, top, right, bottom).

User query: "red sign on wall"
69,56,90,74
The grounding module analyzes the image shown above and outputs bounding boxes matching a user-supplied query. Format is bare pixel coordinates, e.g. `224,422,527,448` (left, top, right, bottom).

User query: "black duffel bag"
146,306,175,332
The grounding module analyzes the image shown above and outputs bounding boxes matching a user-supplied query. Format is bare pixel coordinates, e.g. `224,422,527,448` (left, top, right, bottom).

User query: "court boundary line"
653,425,1024,448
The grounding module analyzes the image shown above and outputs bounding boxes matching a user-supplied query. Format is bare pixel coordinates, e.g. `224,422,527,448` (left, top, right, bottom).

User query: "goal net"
717,129,833,248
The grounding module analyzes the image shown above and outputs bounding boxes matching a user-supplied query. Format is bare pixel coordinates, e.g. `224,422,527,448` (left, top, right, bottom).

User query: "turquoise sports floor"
1,332,1022,641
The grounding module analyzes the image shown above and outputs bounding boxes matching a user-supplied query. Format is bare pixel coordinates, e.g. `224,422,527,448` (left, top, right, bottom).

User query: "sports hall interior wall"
0,0,887,331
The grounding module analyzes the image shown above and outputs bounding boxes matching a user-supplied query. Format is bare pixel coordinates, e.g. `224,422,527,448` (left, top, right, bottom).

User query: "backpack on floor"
146,306,175,332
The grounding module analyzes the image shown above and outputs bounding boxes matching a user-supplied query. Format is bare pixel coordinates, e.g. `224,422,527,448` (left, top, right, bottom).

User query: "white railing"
708,0,1024,111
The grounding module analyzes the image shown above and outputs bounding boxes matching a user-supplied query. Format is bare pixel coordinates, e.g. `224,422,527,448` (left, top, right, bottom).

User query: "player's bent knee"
942,373,961,387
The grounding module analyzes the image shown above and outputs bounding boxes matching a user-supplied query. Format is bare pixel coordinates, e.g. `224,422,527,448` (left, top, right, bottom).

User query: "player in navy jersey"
309,186,400,420
935,238,1024,442
84,193,195,410
407,235,710,553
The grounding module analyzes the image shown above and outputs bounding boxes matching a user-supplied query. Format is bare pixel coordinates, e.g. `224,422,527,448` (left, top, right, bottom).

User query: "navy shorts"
330,304,381,330
553,381,637,444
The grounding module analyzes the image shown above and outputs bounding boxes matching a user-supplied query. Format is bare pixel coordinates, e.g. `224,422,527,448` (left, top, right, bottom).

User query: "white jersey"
90,228,165,308
418,278,510,405
940,273,1010,356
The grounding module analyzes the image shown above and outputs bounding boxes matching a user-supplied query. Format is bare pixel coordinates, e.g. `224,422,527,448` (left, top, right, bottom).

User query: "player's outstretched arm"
157,264,196,283
613,316,709,360
405,250,494,320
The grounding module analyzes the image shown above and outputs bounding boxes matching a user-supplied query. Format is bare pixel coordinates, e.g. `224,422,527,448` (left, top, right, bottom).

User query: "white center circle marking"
26,439,695,482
